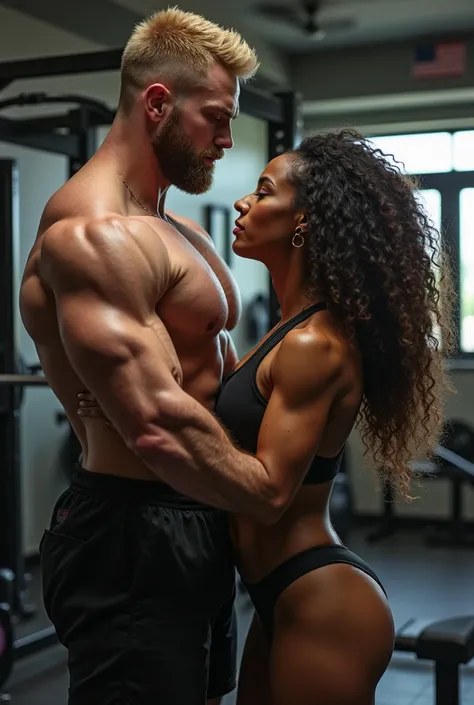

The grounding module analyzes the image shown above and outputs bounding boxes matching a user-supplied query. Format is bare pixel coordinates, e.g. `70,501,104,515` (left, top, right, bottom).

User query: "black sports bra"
215,302,344,485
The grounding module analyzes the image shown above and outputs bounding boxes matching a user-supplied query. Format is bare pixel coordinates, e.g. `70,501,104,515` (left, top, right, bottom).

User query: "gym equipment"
0,50,299,185
0,606,13,702
0,373,58,698
0,569,14,697
395,616,474,705
0,372,50,617
367,419,474,546
245,294,270,346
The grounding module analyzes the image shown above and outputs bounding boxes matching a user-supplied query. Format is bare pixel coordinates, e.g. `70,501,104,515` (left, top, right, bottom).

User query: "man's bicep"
57,288,180,447
41,222,180,448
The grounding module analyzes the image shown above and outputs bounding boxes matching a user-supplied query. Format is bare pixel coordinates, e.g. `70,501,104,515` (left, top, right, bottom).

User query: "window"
415,189,442,346
368,132,453,174
367,129,474,357
414,189,442,237
460,188,474,352
453,131,474,172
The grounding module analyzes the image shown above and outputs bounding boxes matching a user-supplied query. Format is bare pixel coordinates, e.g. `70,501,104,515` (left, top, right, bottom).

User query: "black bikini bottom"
243,544,387,639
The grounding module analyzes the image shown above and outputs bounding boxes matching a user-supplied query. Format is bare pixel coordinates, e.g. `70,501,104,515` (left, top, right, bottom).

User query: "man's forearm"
131,390,281,523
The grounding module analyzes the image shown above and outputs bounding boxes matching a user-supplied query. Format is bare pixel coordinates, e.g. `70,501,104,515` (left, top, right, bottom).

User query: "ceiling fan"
251,0,356,40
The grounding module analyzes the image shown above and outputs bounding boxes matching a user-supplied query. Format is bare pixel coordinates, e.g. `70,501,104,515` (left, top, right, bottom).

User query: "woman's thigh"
237,613,273,705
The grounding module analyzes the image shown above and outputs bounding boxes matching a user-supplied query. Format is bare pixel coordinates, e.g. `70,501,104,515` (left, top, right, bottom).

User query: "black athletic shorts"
40,467,237,705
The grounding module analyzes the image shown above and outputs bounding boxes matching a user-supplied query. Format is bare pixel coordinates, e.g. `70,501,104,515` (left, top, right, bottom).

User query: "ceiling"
1,0,474,56
245,0,474,52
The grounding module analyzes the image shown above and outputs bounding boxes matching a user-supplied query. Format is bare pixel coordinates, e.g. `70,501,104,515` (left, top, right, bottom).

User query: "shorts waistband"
71,465,222,511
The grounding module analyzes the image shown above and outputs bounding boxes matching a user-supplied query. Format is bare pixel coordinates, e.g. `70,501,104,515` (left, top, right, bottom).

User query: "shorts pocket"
40,529,87,643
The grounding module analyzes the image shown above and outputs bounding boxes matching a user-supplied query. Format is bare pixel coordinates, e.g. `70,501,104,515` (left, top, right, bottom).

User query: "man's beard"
152,109,222,195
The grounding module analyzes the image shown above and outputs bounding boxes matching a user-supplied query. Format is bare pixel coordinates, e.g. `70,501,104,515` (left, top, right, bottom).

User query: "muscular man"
20,9,258,705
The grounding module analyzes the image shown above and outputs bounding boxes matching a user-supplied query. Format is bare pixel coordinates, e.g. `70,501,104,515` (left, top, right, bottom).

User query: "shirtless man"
19,9,258,705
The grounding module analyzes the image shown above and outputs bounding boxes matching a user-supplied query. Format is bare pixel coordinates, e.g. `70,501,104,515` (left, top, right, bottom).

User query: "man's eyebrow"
205,104,238,119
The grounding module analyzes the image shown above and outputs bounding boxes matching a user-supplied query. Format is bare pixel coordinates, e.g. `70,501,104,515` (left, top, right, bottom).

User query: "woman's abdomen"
231,482,340,584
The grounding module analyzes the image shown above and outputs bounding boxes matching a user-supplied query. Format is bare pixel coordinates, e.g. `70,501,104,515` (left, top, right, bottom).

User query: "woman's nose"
234,196,251,213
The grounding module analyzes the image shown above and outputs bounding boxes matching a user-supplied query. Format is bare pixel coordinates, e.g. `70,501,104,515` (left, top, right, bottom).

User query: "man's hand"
77,392,110,425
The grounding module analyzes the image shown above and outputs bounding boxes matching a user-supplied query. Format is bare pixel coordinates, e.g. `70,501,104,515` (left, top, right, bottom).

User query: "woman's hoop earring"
292,227,305,248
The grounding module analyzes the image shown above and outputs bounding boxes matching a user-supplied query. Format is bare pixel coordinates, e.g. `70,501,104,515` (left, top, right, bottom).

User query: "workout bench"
394,616,474,705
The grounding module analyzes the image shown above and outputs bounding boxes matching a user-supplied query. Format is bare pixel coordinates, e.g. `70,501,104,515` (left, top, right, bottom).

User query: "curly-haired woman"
78,130,454,705
225,129,454,705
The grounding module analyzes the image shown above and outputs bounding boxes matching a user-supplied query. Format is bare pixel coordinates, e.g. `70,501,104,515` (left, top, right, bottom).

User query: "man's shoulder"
166,210,211,241
43,214,168,253
41,214,175,287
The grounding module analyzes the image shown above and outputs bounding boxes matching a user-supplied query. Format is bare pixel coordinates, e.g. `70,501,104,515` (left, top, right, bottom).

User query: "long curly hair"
288,129,455,498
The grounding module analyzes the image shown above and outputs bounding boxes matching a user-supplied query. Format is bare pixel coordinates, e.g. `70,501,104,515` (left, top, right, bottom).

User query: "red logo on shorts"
56,508,69,523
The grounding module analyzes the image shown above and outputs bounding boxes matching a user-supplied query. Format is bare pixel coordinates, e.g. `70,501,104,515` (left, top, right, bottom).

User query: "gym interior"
1,0,474,703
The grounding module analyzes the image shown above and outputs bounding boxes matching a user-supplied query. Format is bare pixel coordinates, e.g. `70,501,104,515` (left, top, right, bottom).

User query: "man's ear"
144,83,173,124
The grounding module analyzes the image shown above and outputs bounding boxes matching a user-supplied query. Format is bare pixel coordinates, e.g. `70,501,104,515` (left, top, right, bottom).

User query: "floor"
3,526,474,704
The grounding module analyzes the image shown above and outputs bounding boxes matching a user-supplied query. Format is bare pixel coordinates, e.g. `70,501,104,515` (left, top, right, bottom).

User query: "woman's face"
233,154,304,262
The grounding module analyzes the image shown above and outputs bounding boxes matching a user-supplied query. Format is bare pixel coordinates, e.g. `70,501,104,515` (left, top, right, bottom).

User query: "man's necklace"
119,173,158,218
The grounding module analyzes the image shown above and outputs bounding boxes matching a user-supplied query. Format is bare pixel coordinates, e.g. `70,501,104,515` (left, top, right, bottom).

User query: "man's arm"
139,329,344,523
41,217,185,445
41,217,276,521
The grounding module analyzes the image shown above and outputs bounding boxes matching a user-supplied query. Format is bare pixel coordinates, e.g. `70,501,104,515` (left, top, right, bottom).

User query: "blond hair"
119,7,259,111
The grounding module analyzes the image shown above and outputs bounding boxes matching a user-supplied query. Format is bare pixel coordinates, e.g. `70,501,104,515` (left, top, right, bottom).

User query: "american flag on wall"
412,42,467,80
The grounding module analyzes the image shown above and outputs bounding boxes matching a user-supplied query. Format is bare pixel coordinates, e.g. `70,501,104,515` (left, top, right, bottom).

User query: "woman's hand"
77,392,111,427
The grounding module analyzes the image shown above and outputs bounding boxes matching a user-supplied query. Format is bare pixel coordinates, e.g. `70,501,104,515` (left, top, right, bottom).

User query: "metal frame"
0,92,113,175
204,205,232,267
0,48,286,123
0,160,32,622
0,47,296,203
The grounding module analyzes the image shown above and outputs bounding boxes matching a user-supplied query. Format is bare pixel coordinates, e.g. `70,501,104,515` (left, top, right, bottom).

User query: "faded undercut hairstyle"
119,7,259,113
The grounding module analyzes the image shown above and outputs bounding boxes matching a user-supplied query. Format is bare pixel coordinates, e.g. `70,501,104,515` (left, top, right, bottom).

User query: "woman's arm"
77,328,344,523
